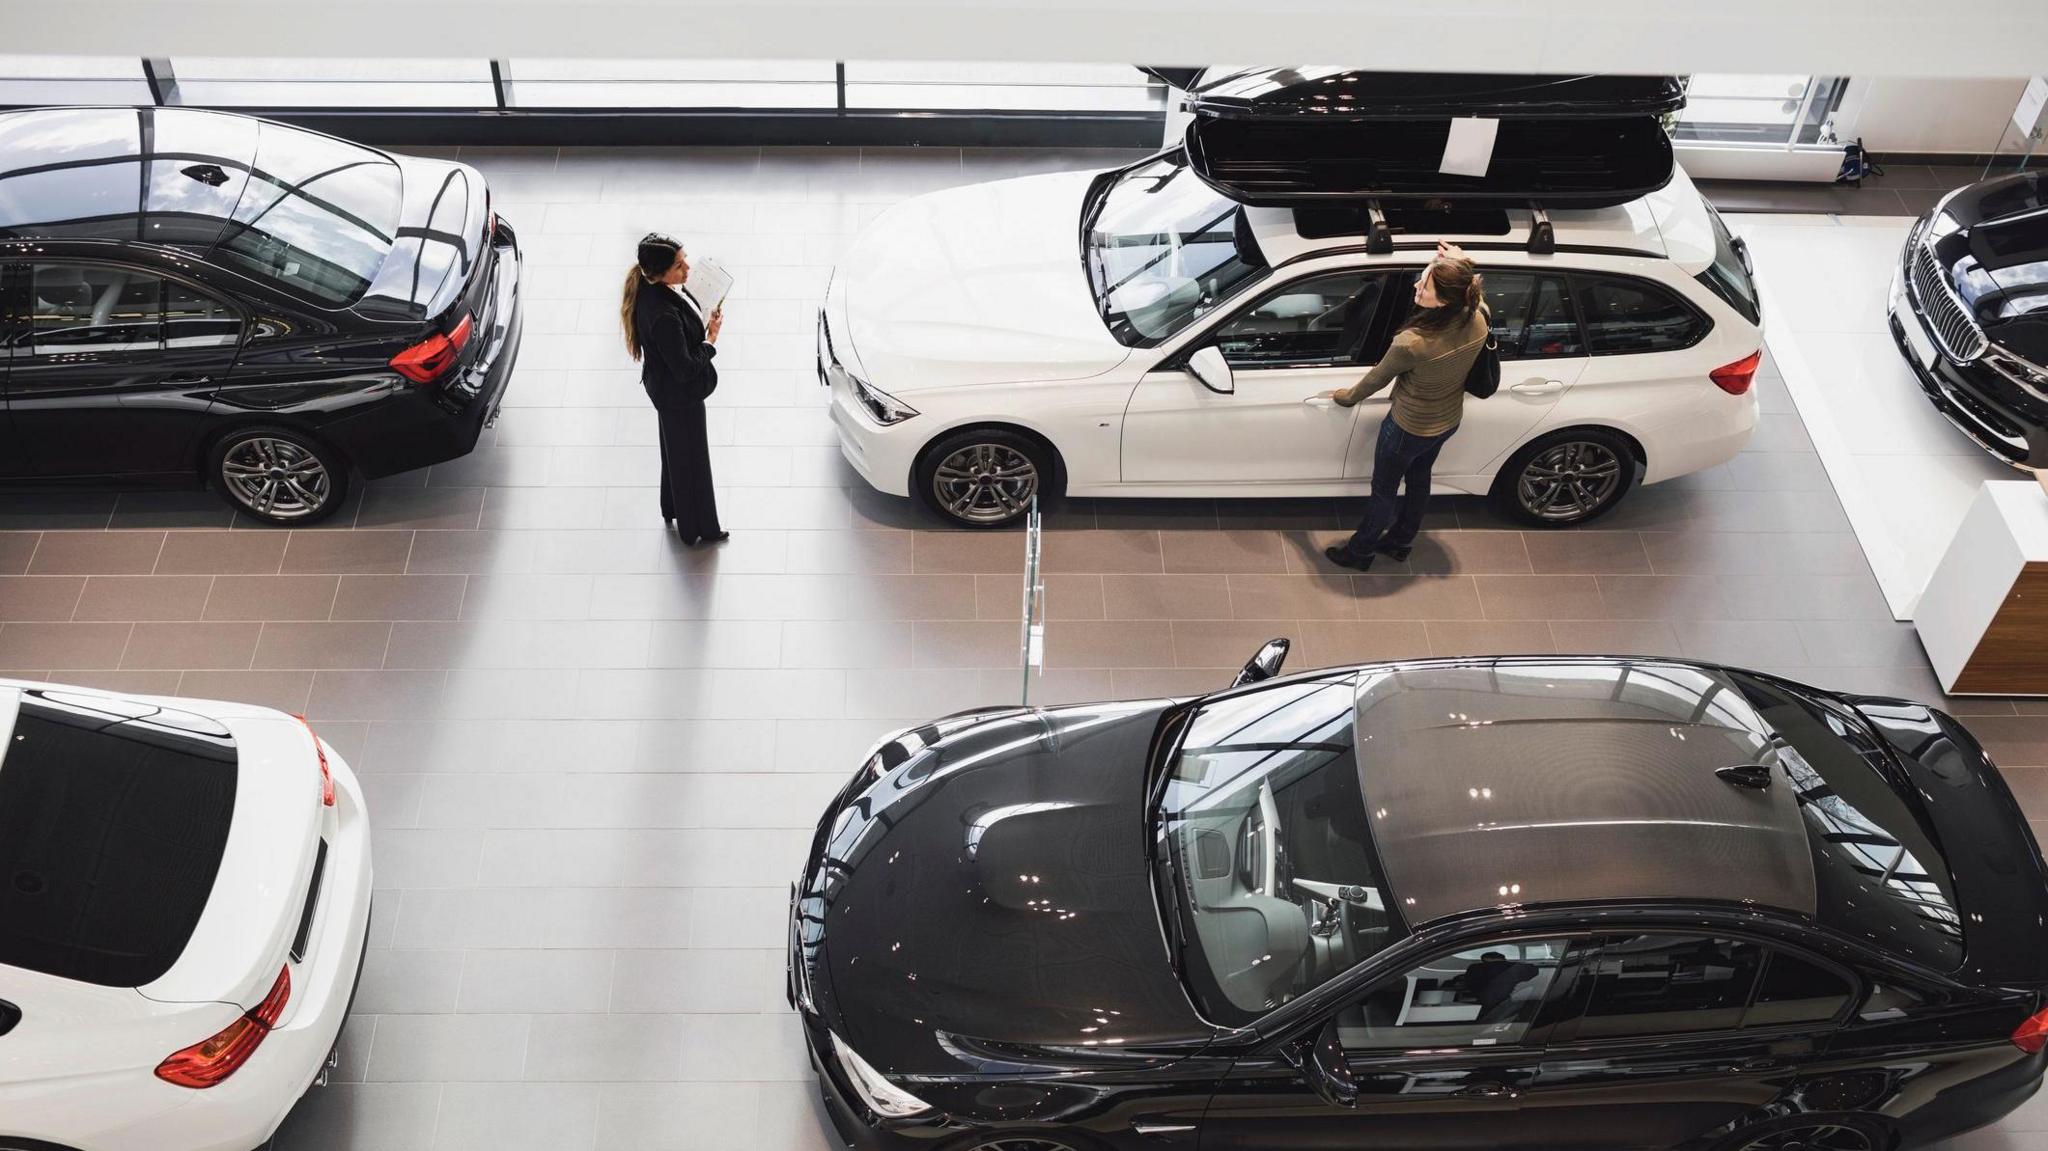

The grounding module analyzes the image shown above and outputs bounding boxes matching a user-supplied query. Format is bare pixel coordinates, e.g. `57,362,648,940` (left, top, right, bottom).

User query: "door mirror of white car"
1187,346,1234,395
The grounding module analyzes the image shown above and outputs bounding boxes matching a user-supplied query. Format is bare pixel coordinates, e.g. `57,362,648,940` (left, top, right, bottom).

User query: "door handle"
1302,395,1338,409
163,373,213,385
1454,1083,1518,1099
1509,380,1566,396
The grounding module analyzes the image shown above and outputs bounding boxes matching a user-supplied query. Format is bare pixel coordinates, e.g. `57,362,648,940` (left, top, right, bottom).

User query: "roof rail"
1352,198,1556,256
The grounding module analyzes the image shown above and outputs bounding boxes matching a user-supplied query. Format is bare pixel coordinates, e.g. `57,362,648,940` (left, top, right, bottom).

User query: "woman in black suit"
622,232,726,544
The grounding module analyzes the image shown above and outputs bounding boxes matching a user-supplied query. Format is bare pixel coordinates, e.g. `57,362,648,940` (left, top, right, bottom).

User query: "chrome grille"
1910,244,1988,361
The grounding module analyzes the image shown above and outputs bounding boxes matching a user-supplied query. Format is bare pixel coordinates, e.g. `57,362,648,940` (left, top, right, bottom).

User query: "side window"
1480,273,1584,361
28,264,162,354
1211,271,1388,369
1574,934,1762,1039
162,280,242,349
1746,950,1853,1027
1338,937,1573,1051
1577,276,1703,355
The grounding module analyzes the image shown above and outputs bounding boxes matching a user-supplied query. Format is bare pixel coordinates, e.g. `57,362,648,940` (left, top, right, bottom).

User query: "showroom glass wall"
0,57,1840,150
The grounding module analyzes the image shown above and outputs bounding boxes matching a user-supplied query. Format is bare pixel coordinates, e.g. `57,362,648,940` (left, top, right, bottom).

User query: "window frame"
1566,271,1714,357
1323,931,1597,1055
14,258,248,359
1203,267,1407,372
1543,930,1862,1047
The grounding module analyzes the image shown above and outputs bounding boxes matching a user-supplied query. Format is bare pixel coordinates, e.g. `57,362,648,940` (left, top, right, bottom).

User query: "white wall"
1839,77,2030,155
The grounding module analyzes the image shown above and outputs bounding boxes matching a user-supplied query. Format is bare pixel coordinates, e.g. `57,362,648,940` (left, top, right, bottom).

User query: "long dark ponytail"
1403,255,1485,337
621,232,682,362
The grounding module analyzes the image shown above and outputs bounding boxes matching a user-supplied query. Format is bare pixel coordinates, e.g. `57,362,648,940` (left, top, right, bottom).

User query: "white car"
819,151,1764,528
0,679,371,1151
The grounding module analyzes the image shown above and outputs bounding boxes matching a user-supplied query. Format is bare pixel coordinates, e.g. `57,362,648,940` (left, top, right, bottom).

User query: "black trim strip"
291,837,329,962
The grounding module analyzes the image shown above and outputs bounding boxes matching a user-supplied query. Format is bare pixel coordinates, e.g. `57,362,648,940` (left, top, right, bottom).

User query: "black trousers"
656,401,722,541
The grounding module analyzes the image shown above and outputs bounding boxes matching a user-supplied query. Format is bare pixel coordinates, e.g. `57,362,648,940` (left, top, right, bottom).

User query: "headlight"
829,1031,933,1119
850,374,918,425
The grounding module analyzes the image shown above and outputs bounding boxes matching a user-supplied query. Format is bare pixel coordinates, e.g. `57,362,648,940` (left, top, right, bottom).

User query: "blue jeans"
1340,418,1456,558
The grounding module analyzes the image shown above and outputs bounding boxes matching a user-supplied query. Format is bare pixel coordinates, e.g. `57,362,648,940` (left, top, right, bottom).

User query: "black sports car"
0,105,522,523
790,645,2048,1151
1889,168,2048,467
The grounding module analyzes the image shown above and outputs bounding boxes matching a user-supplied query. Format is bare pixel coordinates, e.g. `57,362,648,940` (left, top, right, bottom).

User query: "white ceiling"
11,0,2048,78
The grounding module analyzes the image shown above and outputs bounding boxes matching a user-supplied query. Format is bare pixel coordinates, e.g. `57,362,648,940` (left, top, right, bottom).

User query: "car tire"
961,1134,1095,1151
207,426,350,526
1711,1113,1892,1151
914,427,1056,529
1489,426,1637,527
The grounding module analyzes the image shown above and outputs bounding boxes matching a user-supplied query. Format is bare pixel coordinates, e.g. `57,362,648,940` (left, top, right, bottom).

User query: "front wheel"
1490,427,1637,527
208,426,350,525
914,428,1055,529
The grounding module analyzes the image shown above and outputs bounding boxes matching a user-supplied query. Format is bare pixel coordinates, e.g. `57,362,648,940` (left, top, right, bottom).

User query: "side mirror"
1187,346,1235,395
1282,1019,1357,1108
1230,637,1290,688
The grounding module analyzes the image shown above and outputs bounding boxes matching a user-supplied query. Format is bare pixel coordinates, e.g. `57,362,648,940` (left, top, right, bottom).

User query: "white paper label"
2016,77,2048,138
1440,117,1500,179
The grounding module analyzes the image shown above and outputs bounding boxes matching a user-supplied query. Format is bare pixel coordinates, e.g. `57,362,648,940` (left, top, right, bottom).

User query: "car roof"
0,106,265,250
1243,162,1715,275
1352,657,1818,928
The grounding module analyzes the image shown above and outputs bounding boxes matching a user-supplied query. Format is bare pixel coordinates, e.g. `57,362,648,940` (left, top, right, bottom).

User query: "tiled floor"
1,146,2044,1151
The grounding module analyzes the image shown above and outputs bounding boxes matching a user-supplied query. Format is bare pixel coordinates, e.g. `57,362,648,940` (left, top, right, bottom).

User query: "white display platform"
1729,214,2015,622
1916,480,2048,695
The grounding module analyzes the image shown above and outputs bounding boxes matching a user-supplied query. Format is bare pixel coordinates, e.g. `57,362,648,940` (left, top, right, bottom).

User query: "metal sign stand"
1019,496,1045,705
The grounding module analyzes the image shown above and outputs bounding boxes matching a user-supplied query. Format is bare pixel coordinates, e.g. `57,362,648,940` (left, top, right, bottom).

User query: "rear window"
1698,206,1762,326
0,693,237,987
1577,275,1705,354
1731,674,1964,970
210,121,400,307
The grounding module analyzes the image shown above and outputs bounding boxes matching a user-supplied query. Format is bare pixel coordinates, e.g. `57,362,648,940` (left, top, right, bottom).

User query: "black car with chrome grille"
788,646,2048,1151
1888,169,2048,467
0,106,522,523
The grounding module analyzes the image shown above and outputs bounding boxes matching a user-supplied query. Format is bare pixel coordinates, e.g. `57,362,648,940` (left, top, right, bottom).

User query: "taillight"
2014,1006,2048,1054
1711,349,1762,396
293,714,335,807
155,966,290,1088
389,312,474,385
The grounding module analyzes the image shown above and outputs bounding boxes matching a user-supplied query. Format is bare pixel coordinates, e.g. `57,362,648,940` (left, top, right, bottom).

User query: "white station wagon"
819,137,1764,529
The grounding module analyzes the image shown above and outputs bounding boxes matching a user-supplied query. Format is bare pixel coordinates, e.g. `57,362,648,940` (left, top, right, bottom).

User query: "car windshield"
1085,151,1268,347
210,121,401,308
1729,673,1965,970
1698,205,1761,326
1152,674,1404,1027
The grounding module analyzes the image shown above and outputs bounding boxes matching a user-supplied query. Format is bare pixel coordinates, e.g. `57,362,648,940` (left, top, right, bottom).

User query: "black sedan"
0,106,522,523
790,646,2048,1151
1889,168,2048,468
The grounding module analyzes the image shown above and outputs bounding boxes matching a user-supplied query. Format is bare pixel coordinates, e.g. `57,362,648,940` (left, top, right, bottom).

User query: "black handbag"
1463,336,1501,399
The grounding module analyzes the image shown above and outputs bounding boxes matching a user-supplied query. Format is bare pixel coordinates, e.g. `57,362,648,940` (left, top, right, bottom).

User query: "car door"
1344,268,1591,483
1538,273,1711,467
7,261,241,479
1120,269,1395,485
0,263,25,478
1511,933,1850,1150
1197,935,1588,1151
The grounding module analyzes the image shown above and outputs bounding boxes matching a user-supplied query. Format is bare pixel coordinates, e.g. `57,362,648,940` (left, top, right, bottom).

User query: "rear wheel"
914,428,1055,528
1490,426,1637,527
1717,1115,1890,1151
962,1137,1086,1151
209,426,350,525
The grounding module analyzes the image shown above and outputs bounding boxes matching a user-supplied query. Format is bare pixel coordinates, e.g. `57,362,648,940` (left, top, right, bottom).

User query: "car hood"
1925,172,2048,350
799,700,1218,1077
835,170,1132,393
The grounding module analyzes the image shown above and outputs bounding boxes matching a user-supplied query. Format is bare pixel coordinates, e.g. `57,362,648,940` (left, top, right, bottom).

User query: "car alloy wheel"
930,441,1039,526
965,1140,1082,1151
1733,1123,1880,1151
220,436,333,521
1515,439,1624,522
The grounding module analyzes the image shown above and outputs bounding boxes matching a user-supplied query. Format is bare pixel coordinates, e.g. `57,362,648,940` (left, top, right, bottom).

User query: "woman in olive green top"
1323,242,1490,571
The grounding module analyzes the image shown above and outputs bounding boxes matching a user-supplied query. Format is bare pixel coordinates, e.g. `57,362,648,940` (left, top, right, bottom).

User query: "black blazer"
634,283,718,411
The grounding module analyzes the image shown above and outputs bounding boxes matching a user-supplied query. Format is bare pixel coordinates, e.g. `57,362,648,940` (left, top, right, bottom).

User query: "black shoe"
1324,545,1374,572
1376,541,1413,561
705,531,730,544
